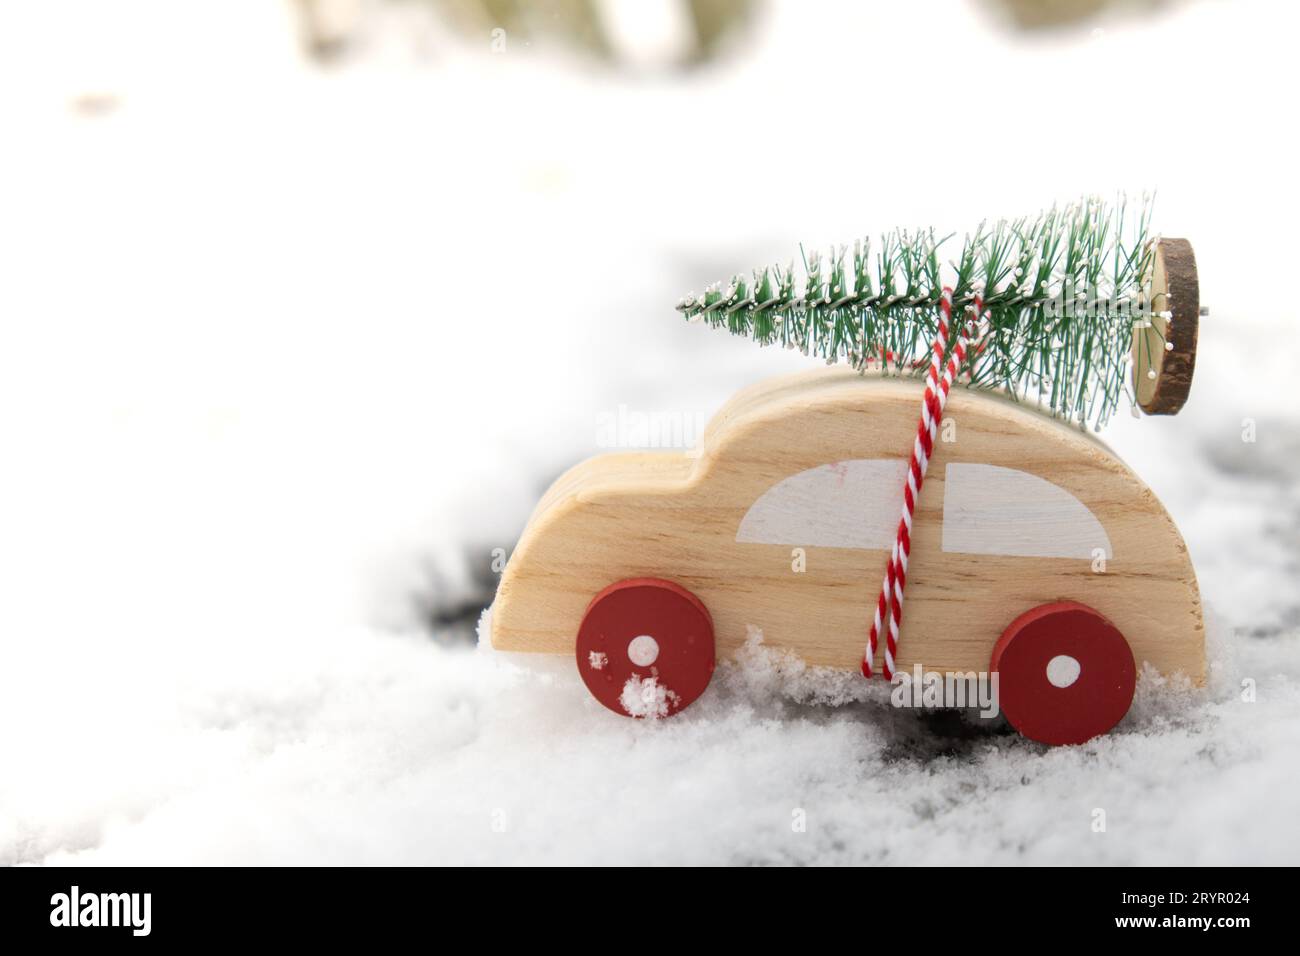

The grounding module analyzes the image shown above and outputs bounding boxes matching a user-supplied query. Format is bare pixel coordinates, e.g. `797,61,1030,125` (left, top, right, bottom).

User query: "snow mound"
720,625,890,707
4,605,1294,866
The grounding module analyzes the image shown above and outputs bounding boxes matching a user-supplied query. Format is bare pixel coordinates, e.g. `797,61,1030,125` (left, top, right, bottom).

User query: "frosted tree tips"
1132,238,1200,416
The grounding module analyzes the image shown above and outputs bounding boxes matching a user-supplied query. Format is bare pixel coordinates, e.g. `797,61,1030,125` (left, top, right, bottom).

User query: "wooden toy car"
490,240,1203,745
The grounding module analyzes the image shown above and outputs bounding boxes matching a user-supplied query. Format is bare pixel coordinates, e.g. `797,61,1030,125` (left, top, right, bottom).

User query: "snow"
618,675,679,718
2,0,1299,865
17,610,1300,866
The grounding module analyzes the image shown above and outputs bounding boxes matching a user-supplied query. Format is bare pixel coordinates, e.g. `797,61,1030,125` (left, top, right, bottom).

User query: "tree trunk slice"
1132,238,1199,415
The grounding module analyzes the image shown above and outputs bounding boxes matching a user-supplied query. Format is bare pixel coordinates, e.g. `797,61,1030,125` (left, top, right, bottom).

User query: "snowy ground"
2,0,1299,865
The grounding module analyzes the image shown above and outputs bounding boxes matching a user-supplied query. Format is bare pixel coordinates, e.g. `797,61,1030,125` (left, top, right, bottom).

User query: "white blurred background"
1,0,1297,865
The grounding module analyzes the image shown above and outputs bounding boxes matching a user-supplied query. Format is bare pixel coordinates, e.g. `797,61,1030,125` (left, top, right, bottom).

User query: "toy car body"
490,366,1203,742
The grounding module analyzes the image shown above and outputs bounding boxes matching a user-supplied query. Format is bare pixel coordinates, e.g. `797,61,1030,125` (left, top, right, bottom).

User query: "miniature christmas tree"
675,196,1166,430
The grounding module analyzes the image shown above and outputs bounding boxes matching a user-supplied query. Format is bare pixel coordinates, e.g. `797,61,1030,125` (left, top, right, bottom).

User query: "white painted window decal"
941,463,1112,560
735,459,907,549
737,459,1111,560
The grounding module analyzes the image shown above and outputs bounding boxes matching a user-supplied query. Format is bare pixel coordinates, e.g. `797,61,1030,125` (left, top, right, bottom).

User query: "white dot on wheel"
627,634,660,667
1046,654,1081,688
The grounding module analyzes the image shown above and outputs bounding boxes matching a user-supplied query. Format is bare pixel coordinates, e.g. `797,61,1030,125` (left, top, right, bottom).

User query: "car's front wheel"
990,601,1137,745
576,577,715,718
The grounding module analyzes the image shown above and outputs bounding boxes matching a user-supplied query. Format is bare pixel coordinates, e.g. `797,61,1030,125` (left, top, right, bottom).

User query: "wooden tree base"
1133,238,1200,415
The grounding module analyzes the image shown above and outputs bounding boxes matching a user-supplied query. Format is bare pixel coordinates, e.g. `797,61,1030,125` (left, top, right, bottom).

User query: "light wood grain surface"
493,368,1204,683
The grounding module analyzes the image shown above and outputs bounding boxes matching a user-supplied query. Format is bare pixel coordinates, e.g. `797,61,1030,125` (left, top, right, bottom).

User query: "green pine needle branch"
675,196,1159,430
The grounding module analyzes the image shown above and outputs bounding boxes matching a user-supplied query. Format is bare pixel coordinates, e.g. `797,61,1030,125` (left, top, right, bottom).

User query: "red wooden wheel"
990,601,1136,746
575,578,715,718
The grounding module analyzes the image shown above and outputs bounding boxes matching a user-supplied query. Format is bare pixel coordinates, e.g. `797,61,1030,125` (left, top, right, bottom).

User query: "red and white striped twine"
862,287,983,680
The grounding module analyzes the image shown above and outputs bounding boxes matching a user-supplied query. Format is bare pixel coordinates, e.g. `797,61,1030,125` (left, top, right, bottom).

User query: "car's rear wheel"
576,577,715,718
990,601,1137,745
